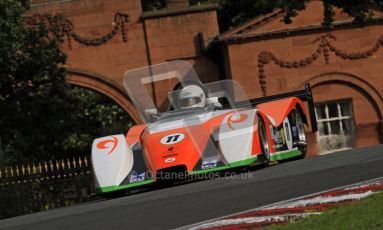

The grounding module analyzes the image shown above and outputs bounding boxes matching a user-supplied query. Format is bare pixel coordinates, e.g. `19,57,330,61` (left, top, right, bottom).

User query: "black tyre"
258,115,270,164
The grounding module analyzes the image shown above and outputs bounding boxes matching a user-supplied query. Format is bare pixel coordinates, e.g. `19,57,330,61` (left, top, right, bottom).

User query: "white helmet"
177,84,206,109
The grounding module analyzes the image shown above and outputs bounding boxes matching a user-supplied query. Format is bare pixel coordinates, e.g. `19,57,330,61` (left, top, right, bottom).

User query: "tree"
0,0,79,164
141,0,166,11
188,0,383,31
63,87,134,156
0,0,134,165
281,0,383,28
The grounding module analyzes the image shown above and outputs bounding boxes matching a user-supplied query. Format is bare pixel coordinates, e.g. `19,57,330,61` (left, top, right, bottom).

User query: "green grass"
265,192,383,230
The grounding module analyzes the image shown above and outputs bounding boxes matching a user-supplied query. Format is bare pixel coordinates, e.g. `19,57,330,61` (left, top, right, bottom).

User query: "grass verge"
265,191,383,230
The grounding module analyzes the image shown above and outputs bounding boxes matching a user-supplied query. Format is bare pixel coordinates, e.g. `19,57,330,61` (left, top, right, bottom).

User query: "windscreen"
123,60,202,123
123,61,252,123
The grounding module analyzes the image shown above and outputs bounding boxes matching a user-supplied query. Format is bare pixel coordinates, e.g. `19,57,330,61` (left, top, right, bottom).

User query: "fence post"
38,163,42,173
55,160,60,171
27,164,31,175
84,156,88,167
44,161,48,174
32,163,37,174
49,160,54,172
10,166,14,177
78,157,82,168
21,165,25,176
15,165,20,177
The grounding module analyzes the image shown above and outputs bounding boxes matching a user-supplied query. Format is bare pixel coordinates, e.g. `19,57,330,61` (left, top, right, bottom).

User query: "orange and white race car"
91,61,317,194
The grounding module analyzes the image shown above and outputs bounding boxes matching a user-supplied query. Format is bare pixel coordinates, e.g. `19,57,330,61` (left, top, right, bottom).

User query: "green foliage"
189,0,383,31
326,0,380,23
286,0,383,25
323,1,336,29
0,0,73,164
189,0,307,30
215,0,279,31
141,0,166,11
279,0,307,24
0,0,134,166
64,87,134,154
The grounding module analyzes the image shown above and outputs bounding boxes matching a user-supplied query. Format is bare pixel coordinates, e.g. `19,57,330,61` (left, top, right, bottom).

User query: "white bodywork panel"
217,110,256,164
147,110,231,134
91,135,134,188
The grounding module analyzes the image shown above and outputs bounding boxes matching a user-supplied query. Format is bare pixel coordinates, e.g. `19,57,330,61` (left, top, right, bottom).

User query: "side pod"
91,134,134,189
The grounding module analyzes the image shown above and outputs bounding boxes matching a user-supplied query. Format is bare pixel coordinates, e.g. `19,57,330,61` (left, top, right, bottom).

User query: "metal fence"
0,156,95,219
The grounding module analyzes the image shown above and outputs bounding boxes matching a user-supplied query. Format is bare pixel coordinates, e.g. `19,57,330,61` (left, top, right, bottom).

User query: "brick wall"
26,0,220,122
222,1,383,155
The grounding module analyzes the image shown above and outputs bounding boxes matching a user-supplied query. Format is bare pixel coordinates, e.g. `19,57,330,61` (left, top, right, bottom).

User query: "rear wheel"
258,115,270,165
294,109,307,159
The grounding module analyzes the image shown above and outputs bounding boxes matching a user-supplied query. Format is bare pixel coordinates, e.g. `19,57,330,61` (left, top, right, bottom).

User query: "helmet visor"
179,96,202,108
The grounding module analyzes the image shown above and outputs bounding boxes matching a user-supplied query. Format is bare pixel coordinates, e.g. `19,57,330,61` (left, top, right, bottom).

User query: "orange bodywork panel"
142,125,210,173
256,97,306,127
126,124,147,146
141,112,231,173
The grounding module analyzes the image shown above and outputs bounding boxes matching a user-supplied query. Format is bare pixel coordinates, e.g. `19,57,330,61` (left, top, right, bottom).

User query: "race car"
91,60,317,194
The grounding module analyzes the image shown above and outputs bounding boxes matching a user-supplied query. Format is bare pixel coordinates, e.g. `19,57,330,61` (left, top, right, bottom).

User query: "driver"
177,84,206,109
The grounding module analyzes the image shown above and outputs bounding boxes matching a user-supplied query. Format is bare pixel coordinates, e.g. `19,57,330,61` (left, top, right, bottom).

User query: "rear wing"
248,84,318,132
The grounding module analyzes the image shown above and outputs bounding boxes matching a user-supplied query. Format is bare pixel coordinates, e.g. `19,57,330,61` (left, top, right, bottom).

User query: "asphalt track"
1,145,383,230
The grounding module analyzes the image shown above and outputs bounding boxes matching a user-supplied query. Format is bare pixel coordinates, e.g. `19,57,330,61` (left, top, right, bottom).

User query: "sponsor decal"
227,113,248,130
274,131,282,144
165,157,176,163
280,127,286,145
129,172,145,183
96,136,118,155
160,133,185,145
201,159,218,170
285,123,290,141
283,118,292,150
162,146,179,158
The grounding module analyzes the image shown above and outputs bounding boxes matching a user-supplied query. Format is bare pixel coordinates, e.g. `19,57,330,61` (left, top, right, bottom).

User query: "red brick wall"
145,12,220,80
226,24,383,155
27,0,146,88
26,0,220,122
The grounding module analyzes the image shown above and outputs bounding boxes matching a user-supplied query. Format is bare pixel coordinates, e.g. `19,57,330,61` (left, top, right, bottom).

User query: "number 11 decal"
160,133,185,145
